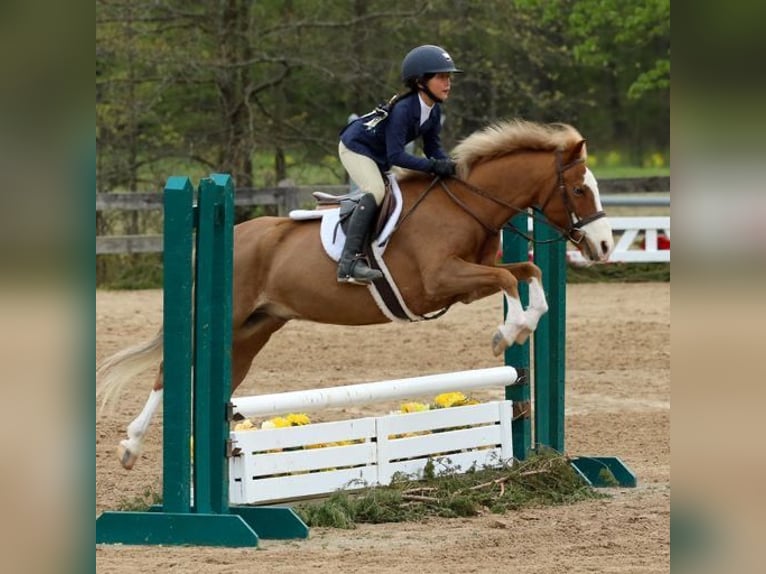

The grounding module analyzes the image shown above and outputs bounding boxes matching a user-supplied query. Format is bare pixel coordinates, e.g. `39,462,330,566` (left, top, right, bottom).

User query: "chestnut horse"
97,120,613,469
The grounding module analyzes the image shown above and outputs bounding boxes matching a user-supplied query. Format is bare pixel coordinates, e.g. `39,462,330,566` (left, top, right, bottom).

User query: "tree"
96,0,670,196
525,0,670,158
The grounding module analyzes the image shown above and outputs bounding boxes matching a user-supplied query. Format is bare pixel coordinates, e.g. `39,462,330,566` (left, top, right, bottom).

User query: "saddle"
312,179,397,239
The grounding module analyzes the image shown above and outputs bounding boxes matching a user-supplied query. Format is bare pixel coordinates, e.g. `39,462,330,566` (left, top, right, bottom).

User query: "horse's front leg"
495,262,549,336
423,258,531,356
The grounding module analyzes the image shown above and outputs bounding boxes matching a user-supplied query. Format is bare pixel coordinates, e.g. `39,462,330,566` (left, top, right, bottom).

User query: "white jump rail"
231,366,517,418
228,367,517,505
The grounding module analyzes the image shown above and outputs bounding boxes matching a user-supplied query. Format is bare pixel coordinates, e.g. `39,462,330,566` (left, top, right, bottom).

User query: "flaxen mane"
395,120,583,182
452,120,583,177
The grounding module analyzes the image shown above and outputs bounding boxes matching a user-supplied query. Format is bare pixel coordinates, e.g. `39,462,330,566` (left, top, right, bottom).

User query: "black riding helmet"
401,45,462,82
401,45,462,103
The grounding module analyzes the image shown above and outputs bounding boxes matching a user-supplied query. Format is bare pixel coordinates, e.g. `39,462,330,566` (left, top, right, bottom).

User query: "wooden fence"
96,178,669,255
96,184,346,255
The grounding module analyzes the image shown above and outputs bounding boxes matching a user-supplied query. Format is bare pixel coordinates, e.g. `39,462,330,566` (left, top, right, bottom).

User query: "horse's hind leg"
116,314,287,469
117,365,164,470
231,314,288,395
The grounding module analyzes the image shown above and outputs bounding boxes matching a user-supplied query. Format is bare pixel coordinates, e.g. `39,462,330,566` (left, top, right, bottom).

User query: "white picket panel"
231,466,378,505
242,442,376,478
232,417,376,452
380,402,506,436
382,425,504,461
229,400,514,505
386,425,502,466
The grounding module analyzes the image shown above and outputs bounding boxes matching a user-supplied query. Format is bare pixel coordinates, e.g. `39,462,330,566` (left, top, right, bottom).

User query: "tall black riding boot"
337,193,384,284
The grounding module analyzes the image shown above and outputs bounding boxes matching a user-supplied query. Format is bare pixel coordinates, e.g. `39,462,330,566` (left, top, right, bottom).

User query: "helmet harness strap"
418,80,443,104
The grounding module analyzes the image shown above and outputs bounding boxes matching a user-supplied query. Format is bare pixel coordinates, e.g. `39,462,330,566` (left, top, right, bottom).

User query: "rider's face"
422,73,452,104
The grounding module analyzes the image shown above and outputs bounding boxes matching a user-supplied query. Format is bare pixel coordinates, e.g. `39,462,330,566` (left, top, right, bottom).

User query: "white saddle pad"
288,173,403,262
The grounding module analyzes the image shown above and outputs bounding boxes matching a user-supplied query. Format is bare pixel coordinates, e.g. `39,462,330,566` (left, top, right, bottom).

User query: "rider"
336,44,462,284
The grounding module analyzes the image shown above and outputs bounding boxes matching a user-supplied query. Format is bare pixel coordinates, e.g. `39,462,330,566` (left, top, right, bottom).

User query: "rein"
397,150,604,244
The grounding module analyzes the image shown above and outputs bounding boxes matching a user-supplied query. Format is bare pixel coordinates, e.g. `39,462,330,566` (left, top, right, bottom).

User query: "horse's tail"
96,330,164,416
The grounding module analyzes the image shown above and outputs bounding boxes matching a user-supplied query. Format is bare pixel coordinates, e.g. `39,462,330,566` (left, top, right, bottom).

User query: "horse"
96,119,613,470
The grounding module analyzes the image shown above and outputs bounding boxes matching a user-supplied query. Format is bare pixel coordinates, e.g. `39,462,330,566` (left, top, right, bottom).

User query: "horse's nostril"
601,241,610,256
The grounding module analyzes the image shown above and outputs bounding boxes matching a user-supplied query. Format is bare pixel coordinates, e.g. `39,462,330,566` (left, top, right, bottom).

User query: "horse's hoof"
117,441,139,470
515,328,532,345
491,330,508,356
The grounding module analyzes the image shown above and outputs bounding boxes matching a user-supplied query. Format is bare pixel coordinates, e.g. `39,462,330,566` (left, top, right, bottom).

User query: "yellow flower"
285,413,311,426
261,416,291,429
434,391,467,408
389,430,431,439
331,440,354,447
234,419,256,431
400,401,429,413
305,439,353,450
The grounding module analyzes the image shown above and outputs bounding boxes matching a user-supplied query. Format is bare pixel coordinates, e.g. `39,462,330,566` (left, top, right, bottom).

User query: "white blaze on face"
580,168,614,262
584,168,603,210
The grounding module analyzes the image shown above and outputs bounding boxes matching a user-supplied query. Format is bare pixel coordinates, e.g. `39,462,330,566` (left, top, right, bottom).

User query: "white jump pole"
232,366,517,419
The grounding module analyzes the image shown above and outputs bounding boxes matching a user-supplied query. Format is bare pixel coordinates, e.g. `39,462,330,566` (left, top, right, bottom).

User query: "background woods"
96,0,669,191
96,0,669,285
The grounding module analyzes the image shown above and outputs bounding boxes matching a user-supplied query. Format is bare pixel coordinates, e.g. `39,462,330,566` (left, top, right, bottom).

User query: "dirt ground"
95,282,670,573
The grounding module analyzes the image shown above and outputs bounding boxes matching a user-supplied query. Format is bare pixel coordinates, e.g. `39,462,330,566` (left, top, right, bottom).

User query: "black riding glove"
430,159,457,178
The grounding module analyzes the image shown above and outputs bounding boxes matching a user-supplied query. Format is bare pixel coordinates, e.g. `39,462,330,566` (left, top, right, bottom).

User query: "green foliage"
117,486,162,512
96,0,669,278
296,452,603,529
567,263,670,284
97,254,163,289
96,0,669,195
560,0,670,100
591,166,670,179
597,468,620,487
296,493,358,529
629,59,671,101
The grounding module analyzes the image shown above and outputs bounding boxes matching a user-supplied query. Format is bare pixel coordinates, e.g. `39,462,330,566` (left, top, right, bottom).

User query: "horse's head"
538,140,613,263
451,120,613,262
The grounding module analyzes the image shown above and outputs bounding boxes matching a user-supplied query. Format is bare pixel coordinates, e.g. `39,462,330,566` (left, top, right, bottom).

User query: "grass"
95,260,670,289
97,254,163,289
567,262,669,283
107,453,607,529
106,454,606,530
116,486,162,511
95,259,670,289
592,166,670,179
295,451,605,529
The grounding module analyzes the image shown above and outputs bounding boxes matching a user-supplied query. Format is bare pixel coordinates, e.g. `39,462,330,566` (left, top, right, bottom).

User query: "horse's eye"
572,187,585,197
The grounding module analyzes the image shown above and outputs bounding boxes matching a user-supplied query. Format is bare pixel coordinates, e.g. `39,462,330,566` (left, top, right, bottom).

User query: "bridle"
533,150,607,244
397,149,606,245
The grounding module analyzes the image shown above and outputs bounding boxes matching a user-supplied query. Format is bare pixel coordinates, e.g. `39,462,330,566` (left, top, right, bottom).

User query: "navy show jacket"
340,92,449,173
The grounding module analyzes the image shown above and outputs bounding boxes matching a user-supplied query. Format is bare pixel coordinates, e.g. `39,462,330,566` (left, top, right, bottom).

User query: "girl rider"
337,45,462,284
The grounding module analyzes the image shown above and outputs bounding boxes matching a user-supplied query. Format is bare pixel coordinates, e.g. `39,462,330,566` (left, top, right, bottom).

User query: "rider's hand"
430,159,457,178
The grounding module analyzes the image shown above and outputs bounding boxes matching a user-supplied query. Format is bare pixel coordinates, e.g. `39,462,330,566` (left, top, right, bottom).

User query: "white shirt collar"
418,93,434,126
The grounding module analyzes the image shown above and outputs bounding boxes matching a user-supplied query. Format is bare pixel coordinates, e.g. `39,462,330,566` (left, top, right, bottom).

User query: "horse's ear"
568,139,587,163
